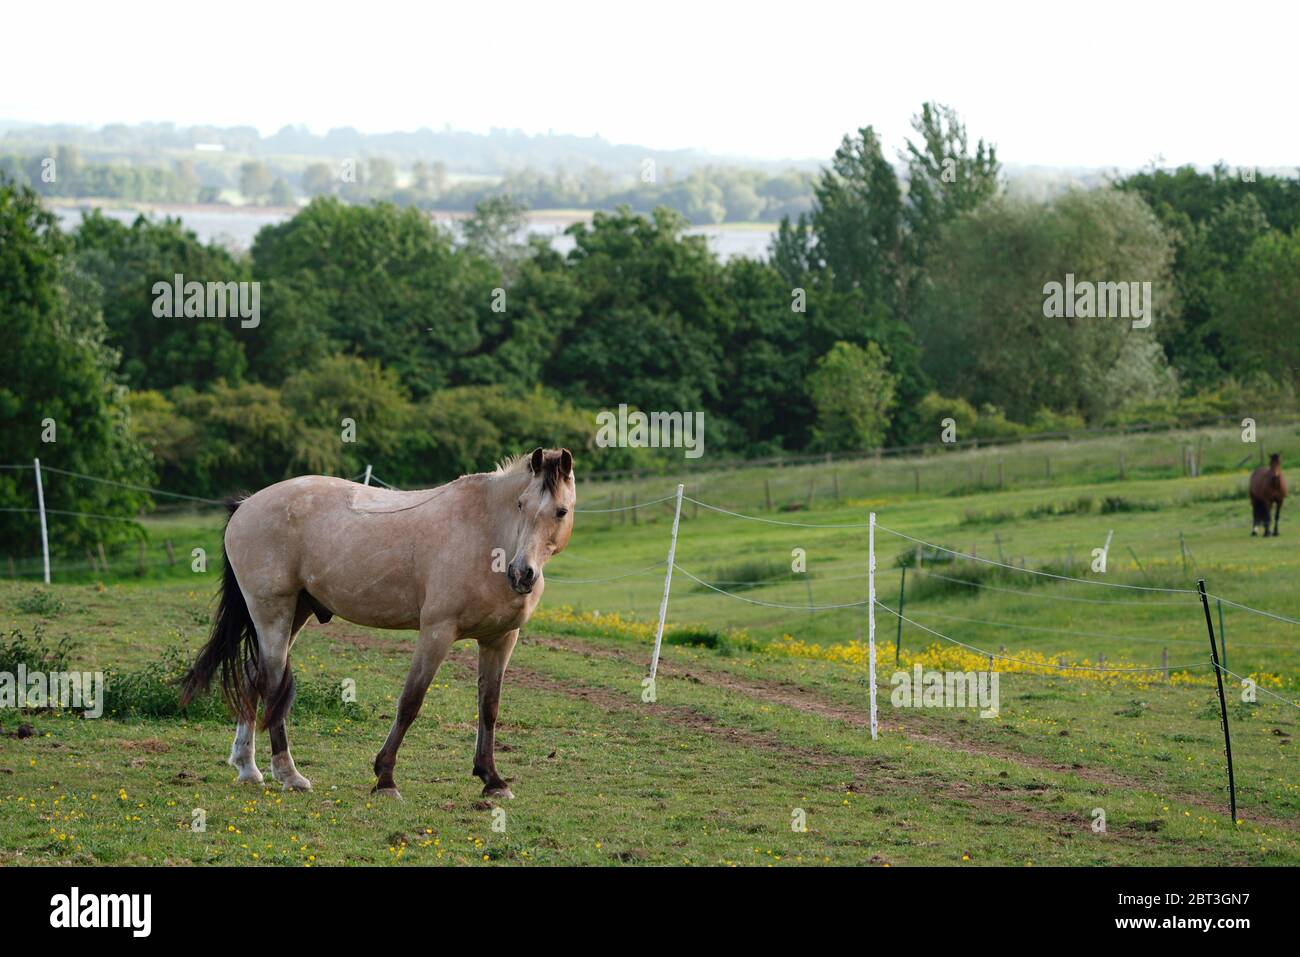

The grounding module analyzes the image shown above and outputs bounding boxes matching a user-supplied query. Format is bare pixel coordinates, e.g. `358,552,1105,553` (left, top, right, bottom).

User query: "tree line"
3,103,1298,557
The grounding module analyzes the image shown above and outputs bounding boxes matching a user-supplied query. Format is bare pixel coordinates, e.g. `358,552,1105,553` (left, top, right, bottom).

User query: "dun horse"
180,447,575,799
1249,453,1286,537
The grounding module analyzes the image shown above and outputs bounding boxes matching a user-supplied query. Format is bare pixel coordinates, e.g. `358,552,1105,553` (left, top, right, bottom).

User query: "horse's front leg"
473,629,519,799
372,621,455,799
1274,500,1282,536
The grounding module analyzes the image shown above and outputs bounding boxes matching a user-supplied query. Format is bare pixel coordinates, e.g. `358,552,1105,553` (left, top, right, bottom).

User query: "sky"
3,0,1295,169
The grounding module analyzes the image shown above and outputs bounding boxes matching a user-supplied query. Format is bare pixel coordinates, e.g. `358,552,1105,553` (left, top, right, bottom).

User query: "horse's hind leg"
250,594,313,791
228,659,264,784
1251,498,1265,536
373,621,456,799
473,629,518,799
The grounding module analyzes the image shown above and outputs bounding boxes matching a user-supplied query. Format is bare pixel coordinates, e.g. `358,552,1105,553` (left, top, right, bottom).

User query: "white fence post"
34,458,50,584
649,484,686,686
362,465,373,486
868,511,878,740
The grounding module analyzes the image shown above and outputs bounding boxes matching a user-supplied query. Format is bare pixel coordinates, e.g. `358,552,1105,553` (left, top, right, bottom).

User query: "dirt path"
524,633,1297,833
308,623,1291,835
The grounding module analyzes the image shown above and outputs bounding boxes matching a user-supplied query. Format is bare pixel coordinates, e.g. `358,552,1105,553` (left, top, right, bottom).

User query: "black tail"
180,500,259,722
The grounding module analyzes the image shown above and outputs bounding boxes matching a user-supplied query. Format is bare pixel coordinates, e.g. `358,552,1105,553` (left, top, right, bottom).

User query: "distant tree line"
1,145,813,224
3,103,1299,558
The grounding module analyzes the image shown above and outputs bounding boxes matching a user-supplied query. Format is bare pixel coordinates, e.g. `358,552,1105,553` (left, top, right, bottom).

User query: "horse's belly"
306,569,422,631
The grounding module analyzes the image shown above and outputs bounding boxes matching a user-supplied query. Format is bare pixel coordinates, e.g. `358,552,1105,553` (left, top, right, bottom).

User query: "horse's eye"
517,500,523,510
556,508,568,519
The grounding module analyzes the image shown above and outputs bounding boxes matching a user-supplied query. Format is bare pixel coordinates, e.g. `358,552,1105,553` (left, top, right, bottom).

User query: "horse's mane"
493,453,529,475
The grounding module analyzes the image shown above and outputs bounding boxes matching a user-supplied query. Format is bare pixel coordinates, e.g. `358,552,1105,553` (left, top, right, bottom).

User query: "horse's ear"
559,448,573,478
529,447,545,474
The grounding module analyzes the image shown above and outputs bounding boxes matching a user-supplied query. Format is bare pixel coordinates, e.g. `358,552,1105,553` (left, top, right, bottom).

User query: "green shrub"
15,589,66,617
0,625,74,674
693,558,796,593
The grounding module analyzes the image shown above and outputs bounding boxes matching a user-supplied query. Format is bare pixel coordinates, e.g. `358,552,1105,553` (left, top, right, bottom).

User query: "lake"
52,204,776,261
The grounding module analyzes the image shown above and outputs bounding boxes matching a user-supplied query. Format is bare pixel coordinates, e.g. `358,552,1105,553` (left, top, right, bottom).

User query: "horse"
1248,452,1286,537
180,447,575,800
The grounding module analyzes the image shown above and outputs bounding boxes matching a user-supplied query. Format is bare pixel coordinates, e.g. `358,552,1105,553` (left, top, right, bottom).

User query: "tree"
538,207,726,416
269,177,296,206
807,341,898,451
301,163,335,197
914,189,1177,422
71,210,249,390
249,198,501,393
1117,163,1300,382
367,157,397,195
0,180,152,555
1213,229,1300,390
460,195,530,279
239,160,273,203
809,126,904,310
902,102,1001,272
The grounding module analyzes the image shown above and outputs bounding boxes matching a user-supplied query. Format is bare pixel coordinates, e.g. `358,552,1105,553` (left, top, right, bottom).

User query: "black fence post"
1197,579,1237,822
895,565,907,666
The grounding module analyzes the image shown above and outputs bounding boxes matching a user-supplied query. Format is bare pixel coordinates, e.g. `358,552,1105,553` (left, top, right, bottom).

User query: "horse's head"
507,447,575,594
1270,452,1282,472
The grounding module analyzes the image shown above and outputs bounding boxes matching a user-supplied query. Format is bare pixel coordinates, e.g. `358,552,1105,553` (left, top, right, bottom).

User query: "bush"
693,558,795,593
15,589,66,617
0,625,73,675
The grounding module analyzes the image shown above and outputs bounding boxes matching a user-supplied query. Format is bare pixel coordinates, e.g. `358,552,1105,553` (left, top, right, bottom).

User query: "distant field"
1,422,1297,865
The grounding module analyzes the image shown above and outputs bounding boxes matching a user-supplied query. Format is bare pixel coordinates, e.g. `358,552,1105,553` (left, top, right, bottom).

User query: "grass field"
1,424,1297,866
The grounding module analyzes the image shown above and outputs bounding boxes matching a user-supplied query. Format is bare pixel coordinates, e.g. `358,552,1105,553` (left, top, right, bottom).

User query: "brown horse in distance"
1249,453,1286,536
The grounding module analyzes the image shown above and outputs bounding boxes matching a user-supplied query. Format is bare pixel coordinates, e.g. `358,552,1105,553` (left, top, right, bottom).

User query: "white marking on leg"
228,721,264,784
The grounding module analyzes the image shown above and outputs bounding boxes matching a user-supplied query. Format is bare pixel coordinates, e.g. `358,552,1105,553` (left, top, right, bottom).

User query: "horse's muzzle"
507,563,536,594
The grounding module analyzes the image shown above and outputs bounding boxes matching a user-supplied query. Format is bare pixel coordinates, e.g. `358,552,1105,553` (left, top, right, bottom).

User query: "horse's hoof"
372,786,404,800
482,784,515,800
279,775,313,792
234,766,265,786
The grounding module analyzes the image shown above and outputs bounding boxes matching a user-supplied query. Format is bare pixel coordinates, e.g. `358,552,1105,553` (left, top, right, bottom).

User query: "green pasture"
0,423,1297,865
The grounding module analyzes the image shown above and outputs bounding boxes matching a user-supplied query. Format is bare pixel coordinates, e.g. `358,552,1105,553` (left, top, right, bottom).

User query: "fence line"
672,562,871,611
0,506,146,524
872,599,1210,674
547,562,665,585
915,569,1199,606
38,465,227,505
875,522,1199,594
683,496,874,528
1206,595,1300,627
575,493,678,513
7,462,1300,640
900,606,1204,646
1214,665,1300,709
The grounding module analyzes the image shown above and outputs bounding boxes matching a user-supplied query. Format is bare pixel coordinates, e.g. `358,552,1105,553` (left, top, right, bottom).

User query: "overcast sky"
3,0,1294,169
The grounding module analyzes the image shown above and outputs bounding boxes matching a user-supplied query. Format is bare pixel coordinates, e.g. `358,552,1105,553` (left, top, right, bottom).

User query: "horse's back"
223,475,474,629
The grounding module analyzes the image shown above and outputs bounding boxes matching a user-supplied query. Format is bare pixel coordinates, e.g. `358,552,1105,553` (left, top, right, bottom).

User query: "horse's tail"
180,500,259,722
